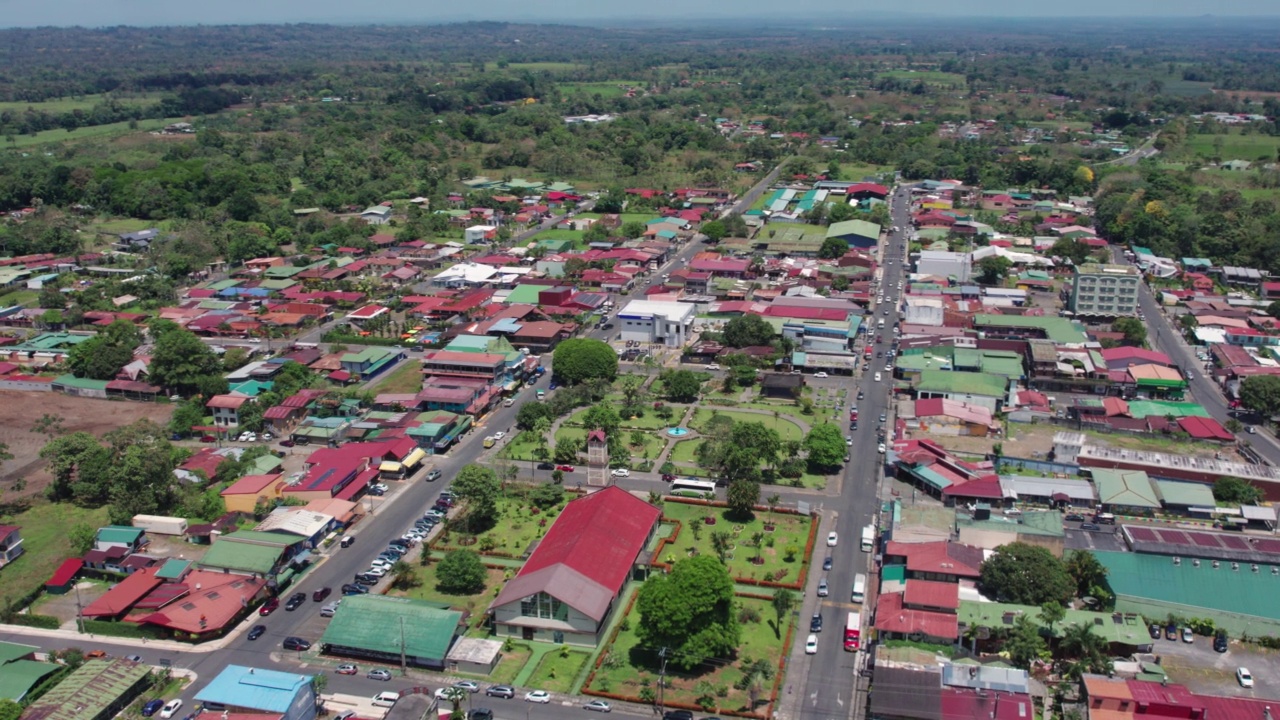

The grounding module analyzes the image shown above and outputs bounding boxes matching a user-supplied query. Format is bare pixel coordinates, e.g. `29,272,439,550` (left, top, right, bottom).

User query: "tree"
551,338,618,385
38,285,66,310
1050,237,1091,265
435,550,486,594
636,555,740,670
148,323,223,396
734,658,774,711
515,401,554,431
771,588,796,637
69,523,96,555
978,542,1074,605
1267,300,1280,321
310,674,328,698
390,560,420,590
1111,317,1147,347
1064,549,1109,601
1039,600,1066,636
1240,374,1280,417
169,400,206,438
441,687,467,720
977,256,1012,285
1058,623,1111,679
803,423,846,471
701,219,727,241
620,221,647,239
452,464,501,531
722,313,776,348
661,369,704,402
818,236,849,260
0,699,21,720
709,529,732,563
1213,476,1265,505
1005,615,1049,670
727,479,760,520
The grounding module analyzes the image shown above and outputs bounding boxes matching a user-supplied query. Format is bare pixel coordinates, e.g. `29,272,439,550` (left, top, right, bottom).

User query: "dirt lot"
0,391,174,501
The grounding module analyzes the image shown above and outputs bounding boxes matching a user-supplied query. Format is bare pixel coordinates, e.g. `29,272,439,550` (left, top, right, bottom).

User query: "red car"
258,598,280,616
335,664,358,675
200,435,216,443
555,464,576,472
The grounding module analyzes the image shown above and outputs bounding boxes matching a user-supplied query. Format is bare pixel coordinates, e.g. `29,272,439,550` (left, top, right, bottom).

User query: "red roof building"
874,591,960,643
488,486,660,644
1177,416,1235,442
82,567,163,618
883,540,984,581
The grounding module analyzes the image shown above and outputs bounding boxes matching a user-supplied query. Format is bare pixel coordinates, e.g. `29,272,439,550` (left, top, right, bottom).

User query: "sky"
3,0,1278,27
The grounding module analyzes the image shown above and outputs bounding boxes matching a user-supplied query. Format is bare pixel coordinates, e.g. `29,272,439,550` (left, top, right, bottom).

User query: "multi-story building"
617,300,696,347
1070,264,1140,317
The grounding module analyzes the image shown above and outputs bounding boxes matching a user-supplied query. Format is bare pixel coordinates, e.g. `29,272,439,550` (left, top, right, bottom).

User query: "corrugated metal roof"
321,595,461,661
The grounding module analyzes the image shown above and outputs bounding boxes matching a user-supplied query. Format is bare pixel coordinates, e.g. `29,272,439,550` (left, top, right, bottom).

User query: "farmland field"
1183,132,1280,161
0,92,163,113
3,117,185,149
560,81,645,98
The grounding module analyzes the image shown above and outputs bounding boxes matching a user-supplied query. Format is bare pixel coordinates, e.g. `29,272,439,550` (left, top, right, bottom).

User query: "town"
3,15,1280,720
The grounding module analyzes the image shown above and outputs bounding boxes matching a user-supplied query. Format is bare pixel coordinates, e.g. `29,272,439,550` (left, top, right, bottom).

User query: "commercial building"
616,300,696,347
320,595,462,670
21,658,151,720
826,219,881,249
1070,264,1140,317
196,665,318,720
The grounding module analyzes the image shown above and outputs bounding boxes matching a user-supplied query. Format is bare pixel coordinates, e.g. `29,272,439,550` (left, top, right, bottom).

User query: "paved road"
1109,247,1280,466
794,186,910,720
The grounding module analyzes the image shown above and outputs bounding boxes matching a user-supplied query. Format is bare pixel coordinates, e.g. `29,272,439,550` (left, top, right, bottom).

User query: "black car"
1064,514,1085,522
810,613,823,633
354,573,380,586
823,556,833,571
282,636,311,651
485,686,515,699
1166,623,1178,641
284,592,307,611
469,711,494,720
368,487,386,496
1080,522,1101,532
1149,624,1161,640
247,624,267,640
663,712,694,720
341,583,368,595
1214,630,1228,653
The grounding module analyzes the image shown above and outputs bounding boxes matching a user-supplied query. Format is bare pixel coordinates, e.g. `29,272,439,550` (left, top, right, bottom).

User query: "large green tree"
452,464,501,531
660,369,704,403
1213,476,1265,505
67,319,143,380
726,479,761,521
978,542,1075,605
722,314,776,348
977,255,1012,285
636,554,740,670
435,550,486,594
803,423,845,471
147,322,223,396
1004,615,1049,670
1111,317,1147,346
1240,374,1280,417
818,236,849,259
551,338,618,385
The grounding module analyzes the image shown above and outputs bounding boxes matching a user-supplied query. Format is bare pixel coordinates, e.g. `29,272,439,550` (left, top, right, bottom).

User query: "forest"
1,19,1280,271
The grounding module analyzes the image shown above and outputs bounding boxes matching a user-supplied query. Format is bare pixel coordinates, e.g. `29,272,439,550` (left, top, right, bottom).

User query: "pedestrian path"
511,641,559,687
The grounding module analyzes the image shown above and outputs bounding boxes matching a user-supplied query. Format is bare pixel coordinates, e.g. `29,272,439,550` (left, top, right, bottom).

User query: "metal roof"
195,665,311,713
1097,550,1280,622
22,659,150,720
321,595,461,662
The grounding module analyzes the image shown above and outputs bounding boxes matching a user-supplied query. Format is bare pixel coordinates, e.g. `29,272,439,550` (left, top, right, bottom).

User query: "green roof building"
320,595,462,670
198,530,303,576
973,314,1089,344
1151,479,1216,510
1095,551,1280,637
826,219,882,249
503,284,547,305
0,641,60,702
957,600,1151,648
912,369,1008,412
1089,468,1160,513
21,659,150,720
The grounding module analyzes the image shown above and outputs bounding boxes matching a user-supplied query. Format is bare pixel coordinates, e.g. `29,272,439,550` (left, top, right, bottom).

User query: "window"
520,592,567,621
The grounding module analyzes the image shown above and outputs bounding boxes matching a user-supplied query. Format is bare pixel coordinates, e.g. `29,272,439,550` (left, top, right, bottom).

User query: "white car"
845,436,852,446
365,566,388,577
160,700,183,719
524,690,551,703
611,468,630,478
805,634,818,655
814,371,829,378
493,431,506,440
705,364,721,371
827,532,838,547
370,559,394,570
1237,667,1254,688
878,443,886,454
873,372,882,382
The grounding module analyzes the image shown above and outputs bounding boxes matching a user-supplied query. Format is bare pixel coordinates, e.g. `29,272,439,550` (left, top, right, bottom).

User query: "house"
94,525,147,553
220,474,285,514
21,658,151,720
464,225,499,243
320,595,463,670
913,398,998,436
207,394,251,428
195,665,318,720
489,486,661,645
0,640,59,702
0,525,23,567
617,300,696,348
360,206,392,225
826,219,881,249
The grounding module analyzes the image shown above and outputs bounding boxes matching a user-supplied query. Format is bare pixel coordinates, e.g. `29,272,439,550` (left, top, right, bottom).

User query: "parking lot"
1152,631,1280,701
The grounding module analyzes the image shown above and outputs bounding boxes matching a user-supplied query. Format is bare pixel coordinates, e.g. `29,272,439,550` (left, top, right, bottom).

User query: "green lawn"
3,117,185,149
483,643,533,684
0,288,38,307
434,491,568,558
393,562,509,624
367,359,423,396
669,438,703,464
877,70,966,87
87,218,163,235
560,81,645,98
0,93,162,113
1183,132,1280,161
0,502,112,609
526,647,592,693
656,502,815,586
688,409,805,442
585,595,793,714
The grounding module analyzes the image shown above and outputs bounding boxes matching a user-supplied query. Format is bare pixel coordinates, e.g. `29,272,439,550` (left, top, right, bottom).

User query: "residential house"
0,525,23,567
208,394,251,428
361,206,392,225
195,666,318,720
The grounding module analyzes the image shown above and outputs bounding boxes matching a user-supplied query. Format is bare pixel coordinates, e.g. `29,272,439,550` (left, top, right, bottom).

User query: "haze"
7,0,1279,28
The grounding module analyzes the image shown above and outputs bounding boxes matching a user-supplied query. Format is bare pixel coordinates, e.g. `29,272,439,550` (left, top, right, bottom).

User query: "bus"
670,478,718,497
844,612,862,652
860,524,875,553
851,573,867,604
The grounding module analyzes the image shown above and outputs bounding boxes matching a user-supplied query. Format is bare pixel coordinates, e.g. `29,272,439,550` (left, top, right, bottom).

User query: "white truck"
860,524,875,553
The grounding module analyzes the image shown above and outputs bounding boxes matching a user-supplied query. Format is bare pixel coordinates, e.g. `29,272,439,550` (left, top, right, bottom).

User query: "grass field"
0,93,162,113
585,594,794,713
395,563,509,626
560,81,645,98
367,360,423,396
0,502,112,609
1183,132,1280,161
3,117,183,149
688,409,805,443
526,647,591,693
658,502,814,584
434,493,567,557
878,70,966,87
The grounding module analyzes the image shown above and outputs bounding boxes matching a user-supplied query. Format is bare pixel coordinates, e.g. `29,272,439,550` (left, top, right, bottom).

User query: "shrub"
738,605,763,624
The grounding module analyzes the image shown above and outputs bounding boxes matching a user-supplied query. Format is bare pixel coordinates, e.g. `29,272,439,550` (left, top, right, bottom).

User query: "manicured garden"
433,488,570,557
526,646,593,693
392,563,510,621
656,501,816,587
688,409,805,442
584,594,793,715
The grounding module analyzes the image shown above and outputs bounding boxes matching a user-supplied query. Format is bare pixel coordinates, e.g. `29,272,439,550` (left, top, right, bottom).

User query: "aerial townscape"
5,8,1280,720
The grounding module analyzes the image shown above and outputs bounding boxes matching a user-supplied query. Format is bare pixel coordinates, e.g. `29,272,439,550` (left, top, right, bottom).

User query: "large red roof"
82,567,162,617
491,486,659,621
903,579,960,610
874,591,959,640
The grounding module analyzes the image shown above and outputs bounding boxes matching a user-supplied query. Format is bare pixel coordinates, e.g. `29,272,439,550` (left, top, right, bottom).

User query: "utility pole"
73,583,85,634
399,617,407,675
657,647,670,716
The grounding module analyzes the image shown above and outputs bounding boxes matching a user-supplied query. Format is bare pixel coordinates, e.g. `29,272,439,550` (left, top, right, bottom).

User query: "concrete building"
616,300,696,347
196,665,318,720
915,251,972,283
1070,263,1140,317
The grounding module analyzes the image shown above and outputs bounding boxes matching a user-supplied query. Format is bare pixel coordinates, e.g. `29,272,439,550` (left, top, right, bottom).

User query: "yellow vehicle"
483,436,496,449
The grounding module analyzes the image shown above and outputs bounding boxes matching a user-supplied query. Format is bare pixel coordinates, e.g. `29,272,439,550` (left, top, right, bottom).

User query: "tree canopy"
1239,374,1280,417
1213,476,1265,505
722,314,776,348
803,423,846,471
978,541,1075,606
818,236,849,259
147,321,224,397
636,554,740,671
551,338,618,386
452,464,501,531
435,550,487,594
660,369,704,403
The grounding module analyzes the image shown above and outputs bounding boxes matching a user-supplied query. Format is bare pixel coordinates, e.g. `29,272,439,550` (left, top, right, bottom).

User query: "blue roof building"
195,665,317,720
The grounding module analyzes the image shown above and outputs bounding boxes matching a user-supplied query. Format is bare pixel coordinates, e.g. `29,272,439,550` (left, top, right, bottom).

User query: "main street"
795,184,911,720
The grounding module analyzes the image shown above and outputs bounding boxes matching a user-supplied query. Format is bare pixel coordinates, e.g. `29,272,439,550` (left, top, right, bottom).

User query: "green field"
3,117,184,149
0,502,112,609
368,360,424,396
560,81,645,98
877,70,966,87
0,93,163,113
1183,132,1280,161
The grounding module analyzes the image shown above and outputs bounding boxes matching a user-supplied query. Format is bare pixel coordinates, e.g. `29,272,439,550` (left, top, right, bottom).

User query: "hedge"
81,619,167,639
5,613,60,629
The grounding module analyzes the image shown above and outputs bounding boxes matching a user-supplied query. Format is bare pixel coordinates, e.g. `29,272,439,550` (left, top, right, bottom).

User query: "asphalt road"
1109,247,1280,466
794,186,910,720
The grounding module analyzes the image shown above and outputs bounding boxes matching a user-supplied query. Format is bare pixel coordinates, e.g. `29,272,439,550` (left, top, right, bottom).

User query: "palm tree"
1059,623,1109,678
710,530,733,564
751,531,766,562
441,687,468,720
